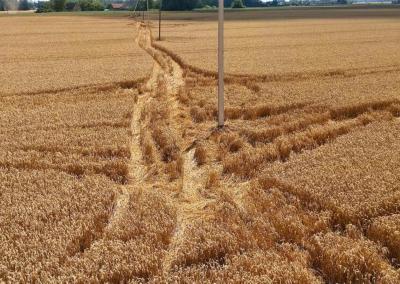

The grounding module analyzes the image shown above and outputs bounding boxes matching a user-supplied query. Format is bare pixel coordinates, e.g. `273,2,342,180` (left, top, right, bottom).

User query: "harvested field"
1,8,400,282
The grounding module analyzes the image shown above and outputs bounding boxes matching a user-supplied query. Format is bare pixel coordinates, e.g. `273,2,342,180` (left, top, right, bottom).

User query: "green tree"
136,0,146,10
244,0,262,7
53,0,66,11
163,0,199,10
19,0,31,10
198,0,217,7
36,1,54,12
65,1,77,10
78,0,103,10
152,0,160,9
138,0,155,9
148,0,154,9
231,0,244,8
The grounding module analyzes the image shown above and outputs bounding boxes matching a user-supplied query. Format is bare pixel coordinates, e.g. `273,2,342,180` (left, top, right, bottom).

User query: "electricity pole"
158,0,162,40
218,0,224,127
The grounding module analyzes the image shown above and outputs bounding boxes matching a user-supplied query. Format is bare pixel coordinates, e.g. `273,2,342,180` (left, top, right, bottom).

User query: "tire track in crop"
260,171,400,274
64,25,173,279
135,20,400,278
134,21,220,275
217,97,400,179
162,148,216,273
137,21,195,273
104,24,160,235
105,95,145,232
134,21,361,276
138,21,400,281
0,78,146,98
106,42,167,231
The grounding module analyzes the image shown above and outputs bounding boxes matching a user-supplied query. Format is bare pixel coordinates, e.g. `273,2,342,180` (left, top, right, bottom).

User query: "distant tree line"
0,0,33,10
34,0,250,12
0,0,256,12
36,0,105,12
158,0,357,10
30,0,359,13
160,0,263,10
2,0,396,13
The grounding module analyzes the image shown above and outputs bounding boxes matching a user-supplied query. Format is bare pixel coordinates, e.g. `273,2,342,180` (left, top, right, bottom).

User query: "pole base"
212,124,230,134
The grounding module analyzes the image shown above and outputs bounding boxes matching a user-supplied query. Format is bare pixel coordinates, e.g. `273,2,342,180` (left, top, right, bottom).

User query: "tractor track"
131,21,400,273
133,21,219,274
96,19,400,281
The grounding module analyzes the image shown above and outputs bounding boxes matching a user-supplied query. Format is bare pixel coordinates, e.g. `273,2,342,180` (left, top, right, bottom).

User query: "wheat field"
0,16,153,95
1,8,400,283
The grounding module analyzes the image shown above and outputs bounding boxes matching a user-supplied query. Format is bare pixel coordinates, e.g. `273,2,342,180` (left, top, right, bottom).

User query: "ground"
0,7,400,283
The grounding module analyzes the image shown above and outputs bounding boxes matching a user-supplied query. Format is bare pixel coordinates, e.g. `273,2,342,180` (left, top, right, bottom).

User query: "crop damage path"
1,14,400,282
133,21,220,275
120,20,400,282
45,19,400,283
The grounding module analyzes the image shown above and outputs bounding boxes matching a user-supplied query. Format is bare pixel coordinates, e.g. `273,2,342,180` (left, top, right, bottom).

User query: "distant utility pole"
218,0,224,127
158,0,162,40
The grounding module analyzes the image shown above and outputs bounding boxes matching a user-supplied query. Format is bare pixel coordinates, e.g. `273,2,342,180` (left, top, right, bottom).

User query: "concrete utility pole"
158,0,162,40
218,0,224,127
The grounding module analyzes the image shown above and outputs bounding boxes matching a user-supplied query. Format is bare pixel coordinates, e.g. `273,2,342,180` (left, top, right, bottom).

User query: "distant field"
1,7,400,283
147,5,400,20
0,16,152,94
151,16,400,74
0,10,34,15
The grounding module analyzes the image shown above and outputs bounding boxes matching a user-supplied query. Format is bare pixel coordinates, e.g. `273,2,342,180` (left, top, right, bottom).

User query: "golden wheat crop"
151,17,400,75
0,16,153,95
145,13,400,282
1,10,400,283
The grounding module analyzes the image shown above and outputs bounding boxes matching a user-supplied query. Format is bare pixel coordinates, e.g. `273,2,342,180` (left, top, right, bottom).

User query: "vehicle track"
124,20,400,280
134,21,219,274
105,23,164,232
